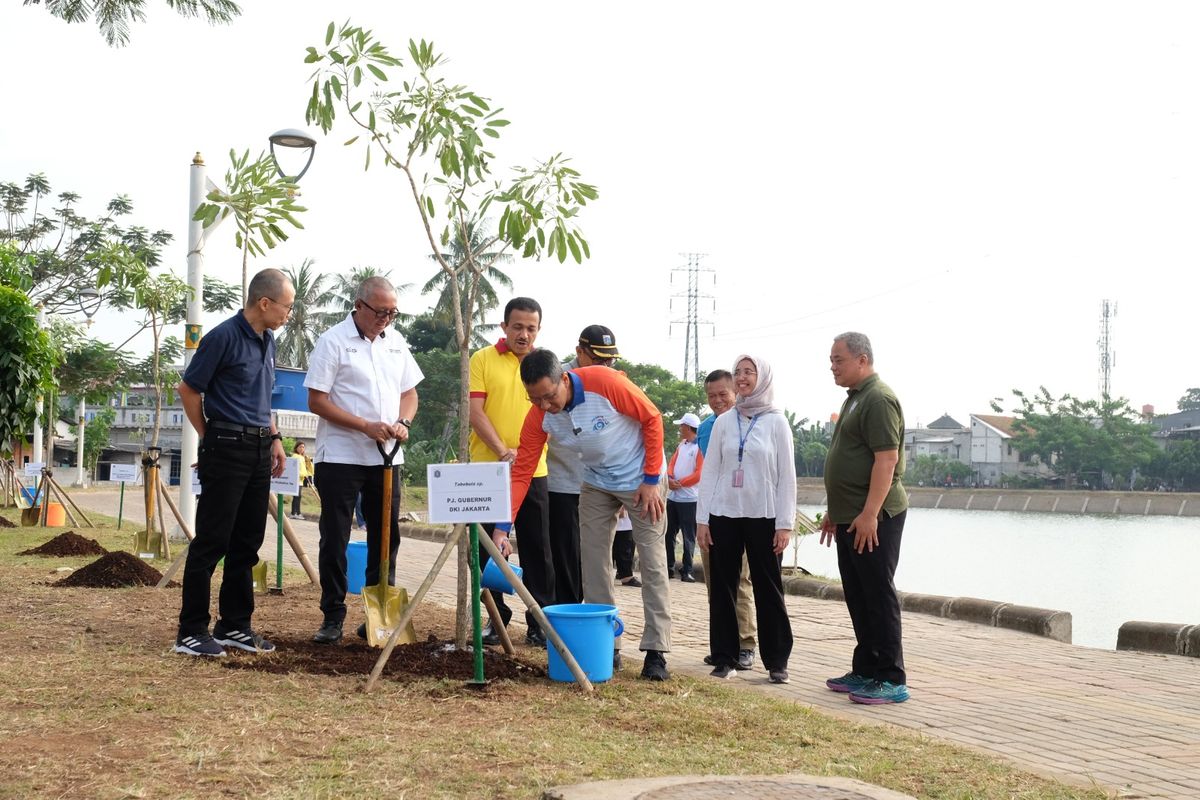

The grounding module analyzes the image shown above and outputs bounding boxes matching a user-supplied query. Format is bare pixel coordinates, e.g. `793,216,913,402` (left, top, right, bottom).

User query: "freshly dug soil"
19,531,108,557
0,516,16,528
55,551,163,588
223,633,547,683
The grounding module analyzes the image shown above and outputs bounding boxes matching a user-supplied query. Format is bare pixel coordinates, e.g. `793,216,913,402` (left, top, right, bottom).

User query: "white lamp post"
72,287,101,487
177,131,316,534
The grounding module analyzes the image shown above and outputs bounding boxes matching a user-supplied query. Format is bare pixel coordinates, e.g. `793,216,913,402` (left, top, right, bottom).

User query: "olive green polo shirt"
823,373,908,524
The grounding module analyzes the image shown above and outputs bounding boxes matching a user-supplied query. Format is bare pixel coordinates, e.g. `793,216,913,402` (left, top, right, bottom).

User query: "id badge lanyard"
732,414,758,488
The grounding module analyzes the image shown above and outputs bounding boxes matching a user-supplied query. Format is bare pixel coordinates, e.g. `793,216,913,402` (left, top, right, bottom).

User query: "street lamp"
177,129,316,535
72,286,102,487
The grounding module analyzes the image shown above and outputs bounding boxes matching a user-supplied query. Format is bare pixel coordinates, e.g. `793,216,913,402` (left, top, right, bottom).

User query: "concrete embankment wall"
795,481,1200,517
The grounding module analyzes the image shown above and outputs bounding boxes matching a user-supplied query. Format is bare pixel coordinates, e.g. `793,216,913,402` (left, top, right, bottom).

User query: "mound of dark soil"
0,516,16,528
223,633,546,683
55,551,163,588
19,531,108,557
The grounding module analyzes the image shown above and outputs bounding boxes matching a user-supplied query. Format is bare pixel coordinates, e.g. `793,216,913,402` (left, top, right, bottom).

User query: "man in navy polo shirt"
173,268,294,657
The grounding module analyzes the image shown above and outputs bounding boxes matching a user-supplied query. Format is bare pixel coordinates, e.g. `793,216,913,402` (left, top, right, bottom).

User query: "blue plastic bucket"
20,487,38,506
481,559,523,595
345,540,368,594
543,603,625,684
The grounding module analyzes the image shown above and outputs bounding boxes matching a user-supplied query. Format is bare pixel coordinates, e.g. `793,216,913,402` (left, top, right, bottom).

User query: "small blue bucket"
543,603,625,683
345,540,368,594
20,487,39,506
481,559,523,595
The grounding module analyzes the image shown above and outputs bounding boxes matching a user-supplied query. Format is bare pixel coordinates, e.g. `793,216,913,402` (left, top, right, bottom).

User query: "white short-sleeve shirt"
304,313,424,466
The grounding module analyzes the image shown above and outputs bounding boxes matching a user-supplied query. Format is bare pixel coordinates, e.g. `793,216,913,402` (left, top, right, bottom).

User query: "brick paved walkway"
75,491,1200,799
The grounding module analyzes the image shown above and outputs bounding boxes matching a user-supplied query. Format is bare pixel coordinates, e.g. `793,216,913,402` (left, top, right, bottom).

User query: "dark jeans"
708,515,793,671
836,510,906,685
612,529,635,579
314,462,402,624
178,429,272,637
481,476,552,634
548,490,582,604
665,499,697,576
291,486,303,516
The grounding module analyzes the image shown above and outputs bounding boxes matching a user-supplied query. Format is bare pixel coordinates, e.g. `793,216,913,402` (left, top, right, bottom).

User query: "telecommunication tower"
669,253,715,382
1097,299,1117,398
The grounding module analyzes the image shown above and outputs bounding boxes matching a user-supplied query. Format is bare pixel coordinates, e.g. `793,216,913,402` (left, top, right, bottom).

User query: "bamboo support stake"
481,591,516,656
156,475,171,559
49,474,94,527
45,478,81,527
156,543,188,588
157,478,194,540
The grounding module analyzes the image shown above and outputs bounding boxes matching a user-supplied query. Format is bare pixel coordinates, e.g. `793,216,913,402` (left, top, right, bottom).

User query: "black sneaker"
737,648,756,670
613,649,623,671
710,664,737,679
524,630,547,648
355,623,367,640
680,572,696,583
213,627,276,653
769,669,790,684
312,621,343,644
481,624,501,646
640,650,670,681
703,654,715,666
174,634,225,657
618,576,642,588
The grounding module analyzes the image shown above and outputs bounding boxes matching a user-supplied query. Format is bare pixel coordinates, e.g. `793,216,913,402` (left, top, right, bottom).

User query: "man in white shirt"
665,412,703,582
305,277,424,644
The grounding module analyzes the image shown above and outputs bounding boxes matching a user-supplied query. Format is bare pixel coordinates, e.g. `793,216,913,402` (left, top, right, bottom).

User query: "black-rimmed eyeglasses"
359,299,400,321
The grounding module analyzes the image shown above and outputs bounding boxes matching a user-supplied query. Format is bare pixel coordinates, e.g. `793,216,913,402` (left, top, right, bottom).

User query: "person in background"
665,412,703,582
173,267,293,657
613,507,639,587
819,331,910,705
290,441,312,520
697,369,757,670
697,354,796,684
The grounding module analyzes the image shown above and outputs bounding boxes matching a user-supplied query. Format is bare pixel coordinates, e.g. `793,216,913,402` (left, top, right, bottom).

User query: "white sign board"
270,457,300,497
23,461,44,478
426,462,512,524
109,463,139,483
190,466,201,496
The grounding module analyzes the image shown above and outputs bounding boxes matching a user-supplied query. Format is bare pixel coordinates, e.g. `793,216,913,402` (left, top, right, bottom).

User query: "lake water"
791,506,1200,650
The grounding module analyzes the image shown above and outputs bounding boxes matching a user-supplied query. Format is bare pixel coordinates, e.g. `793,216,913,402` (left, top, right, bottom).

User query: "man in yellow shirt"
469,297,554,646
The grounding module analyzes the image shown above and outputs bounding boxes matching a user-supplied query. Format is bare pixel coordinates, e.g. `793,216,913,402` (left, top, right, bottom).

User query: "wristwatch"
398,418,412,429
270,432,283,442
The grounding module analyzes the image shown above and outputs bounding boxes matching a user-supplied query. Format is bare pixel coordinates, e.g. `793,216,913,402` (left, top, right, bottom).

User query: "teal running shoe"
825,672,871,693
849,680,910,705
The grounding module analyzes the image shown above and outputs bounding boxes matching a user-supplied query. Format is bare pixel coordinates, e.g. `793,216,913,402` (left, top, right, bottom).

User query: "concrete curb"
404,523,1075,644
1117,621,1200,657
543,772,916,800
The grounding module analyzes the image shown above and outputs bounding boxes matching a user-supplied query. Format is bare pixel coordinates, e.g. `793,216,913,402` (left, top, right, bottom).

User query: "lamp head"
268,128,317,181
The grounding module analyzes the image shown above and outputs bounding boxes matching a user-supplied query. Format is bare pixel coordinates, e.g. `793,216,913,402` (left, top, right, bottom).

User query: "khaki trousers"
701,547,758,650
578,482,672,653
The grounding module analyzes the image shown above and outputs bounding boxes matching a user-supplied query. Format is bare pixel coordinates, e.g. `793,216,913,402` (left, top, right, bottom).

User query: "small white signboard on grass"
109,463,139,483
23,461,44,478
426,462,512,524
270,457,300,497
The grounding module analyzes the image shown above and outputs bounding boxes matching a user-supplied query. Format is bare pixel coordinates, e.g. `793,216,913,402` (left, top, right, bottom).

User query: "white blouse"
696,410,797,530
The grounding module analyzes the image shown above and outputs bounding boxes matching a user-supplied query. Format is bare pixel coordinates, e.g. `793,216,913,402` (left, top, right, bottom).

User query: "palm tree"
421,217,513,349
276,258,336,369
316,266,414,332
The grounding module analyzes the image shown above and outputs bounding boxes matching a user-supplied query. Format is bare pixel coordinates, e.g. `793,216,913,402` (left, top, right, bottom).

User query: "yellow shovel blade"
362,584,417,648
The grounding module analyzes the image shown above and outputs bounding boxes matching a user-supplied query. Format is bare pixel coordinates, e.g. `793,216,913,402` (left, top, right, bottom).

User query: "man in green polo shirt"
819,331,910,705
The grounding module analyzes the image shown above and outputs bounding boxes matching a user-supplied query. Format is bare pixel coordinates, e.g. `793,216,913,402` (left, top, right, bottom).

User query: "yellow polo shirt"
468,340,548,477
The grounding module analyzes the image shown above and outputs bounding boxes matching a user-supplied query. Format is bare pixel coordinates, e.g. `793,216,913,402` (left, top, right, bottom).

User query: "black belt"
209,420,272,438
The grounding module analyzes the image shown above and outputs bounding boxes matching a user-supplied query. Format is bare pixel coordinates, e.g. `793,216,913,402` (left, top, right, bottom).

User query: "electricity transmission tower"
1098,299,1117,398
669,253,715,382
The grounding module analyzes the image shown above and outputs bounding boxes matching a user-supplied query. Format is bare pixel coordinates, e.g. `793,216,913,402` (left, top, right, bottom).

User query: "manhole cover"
642,778,880,799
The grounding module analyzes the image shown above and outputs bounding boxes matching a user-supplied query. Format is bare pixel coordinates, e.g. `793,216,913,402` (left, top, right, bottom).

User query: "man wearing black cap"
546,325,622,607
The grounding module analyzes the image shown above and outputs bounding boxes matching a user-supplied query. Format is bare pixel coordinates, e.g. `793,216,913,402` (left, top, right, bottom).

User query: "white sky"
2,1,1195,425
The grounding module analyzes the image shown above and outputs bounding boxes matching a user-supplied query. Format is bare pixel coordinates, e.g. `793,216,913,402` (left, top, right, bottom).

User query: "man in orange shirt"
665,412,704,582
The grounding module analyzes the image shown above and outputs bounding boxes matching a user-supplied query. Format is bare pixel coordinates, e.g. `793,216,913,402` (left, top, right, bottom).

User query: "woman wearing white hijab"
696,354,797,683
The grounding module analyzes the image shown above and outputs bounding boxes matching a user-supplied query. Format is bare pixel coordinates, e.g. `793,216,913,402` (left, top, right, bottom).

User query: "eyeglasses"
359,299,400,321
527,382,562,406
267,297,295,313
733,368,757,378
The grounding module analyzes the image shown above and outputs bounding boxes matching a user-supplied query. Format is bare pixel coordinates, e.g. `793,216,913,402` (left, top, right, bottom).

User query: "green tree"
619,362,706,455
1,174,171,317
905,454,972,487
315,265,413,332
1177,388,1200,412
305,23,599,643
421,216,511,349
193,150,308,303
0,283,57,456
277,258,336,368
999,388,1159,488
74,406,116,476
23,0,241,47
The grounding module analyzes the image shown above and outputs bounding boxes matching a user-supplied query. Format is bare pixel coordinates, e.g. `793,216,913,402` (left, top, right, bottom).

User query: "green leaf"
304,47,320,64
487,119,510,127
425,196,435,218
567,234,581,263
367,64,388,81
364,147,371,170
325,21,335,46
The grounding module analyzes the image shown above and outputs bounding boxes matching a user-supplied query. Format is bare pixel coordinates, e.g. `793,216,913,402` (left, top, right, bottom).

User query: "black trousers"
665,499,697,575
314,462,402,624
612,529,634,579
291,486,303,515
481,476,553,633
548,490,582,604
178,429,272,637
708,515,793,671
836,510,906,685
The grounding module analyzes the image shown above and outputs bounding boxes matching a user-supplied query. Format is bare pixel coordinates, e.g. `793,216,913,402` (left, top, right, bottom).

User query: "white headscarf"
733,353,780,417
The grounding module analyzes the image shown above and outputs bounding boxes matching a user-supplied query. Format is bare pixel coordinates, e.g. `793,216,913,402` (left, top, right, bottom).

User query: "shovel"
362,439,416,648
20,477,40,526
